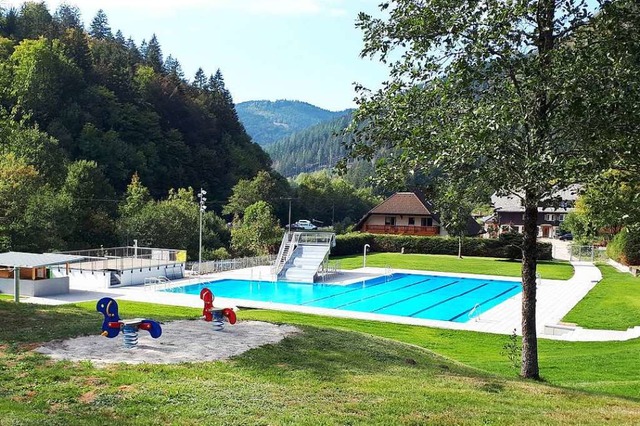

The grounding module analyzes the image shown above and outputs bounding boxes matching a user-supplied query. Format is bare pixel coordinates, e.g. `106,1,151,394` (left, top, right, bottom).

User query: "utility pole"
278,197,298,232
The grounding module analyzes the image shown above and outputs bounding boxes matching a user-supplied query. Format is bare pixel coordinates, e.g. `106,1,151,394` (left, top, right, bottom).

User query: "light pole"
198,188,207,274
363,244,370,268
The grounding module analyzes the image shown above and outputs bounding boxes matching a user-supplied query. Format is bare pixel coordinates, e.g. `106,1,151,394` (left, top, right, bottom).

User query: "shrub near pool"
334,232,553,260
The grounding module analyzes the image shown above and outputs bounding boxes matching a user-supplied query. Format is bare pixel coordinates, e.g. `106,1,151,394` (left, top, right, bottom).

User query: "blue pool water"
165,273,521,323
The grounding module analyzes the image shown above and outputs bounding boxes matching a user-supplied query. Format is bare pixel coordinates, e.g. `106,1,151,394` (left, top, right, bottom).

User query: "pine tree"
53,4,82,30
125,37,141,66
164,55,184,82
114,29,125,45
145,34,163,73
193,67,206,89
89,9,111,40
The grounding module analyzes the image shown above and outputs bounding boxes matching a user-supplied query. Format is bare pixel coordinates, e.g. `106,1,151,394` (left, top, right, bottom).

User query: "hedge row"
333,233,552,260
606,229,640,266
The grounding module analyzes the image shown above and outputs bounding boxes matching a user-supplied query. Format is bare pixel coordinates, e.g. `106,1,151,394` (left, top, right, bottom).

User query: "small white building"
51,246,186,290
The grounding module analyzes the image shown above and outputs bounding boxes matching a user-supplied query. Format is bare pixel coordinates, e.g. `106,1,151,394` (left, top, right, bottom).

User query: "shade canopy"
0,252,85,268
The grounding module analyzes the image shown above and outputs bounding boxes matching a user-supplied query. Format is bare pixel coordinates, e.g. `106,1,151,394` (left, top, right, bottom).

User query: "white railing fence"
189,255,276,275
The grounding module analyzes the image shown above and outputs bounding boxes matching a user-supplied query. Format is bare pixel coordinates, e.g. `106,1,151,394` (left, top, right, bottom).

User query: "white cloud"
0,0,350,17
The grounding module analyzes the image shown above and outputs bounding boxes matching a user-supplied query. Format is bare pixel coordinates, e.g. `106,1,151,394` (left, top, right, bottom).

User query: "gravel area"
35,320,300,366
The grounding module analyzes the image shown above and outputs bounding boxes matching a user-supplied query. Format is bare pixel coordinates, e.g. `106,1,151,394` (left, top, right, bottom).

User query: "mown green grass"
563,265,640,330
1,299,640,425
334,252,574,280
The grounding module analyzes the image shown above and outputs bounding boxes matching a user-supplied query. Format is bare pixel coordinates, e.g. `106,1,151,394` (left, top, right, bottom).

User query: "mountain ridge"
236,99,353,146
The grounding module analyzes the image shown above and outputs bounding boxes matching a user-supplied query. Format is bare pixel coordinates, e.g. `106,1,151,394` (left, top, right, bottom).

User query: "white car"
293,220,317,230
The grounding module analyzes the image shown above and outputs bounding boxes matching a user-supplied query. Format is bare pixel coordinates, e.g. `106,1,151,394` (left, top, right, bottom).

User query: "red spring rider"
200,288,237,331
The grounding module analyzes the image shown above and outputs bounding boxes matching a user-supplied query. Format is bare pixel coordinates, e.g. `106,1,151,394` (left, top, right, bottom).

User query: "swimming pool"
165,273,521,323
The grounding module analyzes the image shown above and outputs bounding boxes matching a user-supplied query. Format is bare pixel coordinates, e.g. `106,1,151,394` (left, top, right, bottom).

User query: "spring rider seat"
200,288,237,331
96,297,162,348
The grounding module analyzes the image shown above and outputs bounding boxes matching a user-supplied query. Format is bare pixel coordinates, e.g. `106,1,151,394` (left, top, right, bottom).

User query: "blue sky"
4,0,388,111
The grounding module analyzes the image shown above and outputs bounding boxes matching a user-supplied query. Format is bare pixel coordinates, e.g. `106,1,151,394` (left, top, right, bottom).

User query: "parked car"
292,219,317,230
558,233,573,241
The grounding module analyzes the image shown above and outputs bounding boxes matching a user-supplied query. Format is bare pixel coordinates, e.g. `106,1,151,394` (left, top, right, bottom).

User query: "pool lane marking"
333,278,433,309
446,285,520,321
371,280,460,313
299,274,407,305
407,283,489,317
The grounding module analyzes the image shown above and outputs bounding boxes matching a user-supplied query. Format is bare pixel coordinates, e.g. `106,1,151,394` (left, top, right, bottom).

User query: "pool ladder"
468,303,481,322
384,265,393,282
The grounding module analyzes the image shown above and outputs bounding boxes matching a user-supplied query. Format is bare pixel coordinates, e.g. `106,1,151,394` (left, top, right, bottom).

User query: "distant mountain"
265,112,352,177
236,100,352,146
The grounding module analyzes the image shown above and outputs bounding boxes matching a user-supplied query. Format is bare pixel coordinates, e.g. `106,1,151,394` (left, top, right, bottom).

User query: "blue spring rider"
96,297,162,349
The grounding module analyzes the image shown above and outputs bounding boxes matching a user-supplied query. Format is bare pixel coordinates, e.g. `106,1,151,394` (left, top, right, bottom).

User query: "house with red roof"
354,192,481,237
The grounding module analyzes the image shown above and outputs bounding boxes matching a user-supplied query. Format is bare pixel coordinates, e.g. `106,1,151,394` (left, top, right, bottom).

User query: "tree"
350,0,640,379
89,9,111,40
10,37,81,122
193,67,206,89
16,2,53,40
434,179,486,259
53,4,82,31
0,153,40,251
231,201,282,257
117,182,228,258
223,170,289,219
145,34,163,73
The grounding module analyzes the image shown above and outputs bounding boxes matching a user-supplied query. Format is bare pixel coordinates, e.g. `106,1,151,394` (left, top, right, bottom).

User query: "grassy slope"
334,253,574,280
563,265,640,330
1,300,639,425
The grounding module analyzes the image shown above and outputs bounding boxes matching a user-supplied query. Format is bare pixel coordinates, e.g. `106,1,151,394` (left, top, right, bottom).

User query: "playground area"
36,320,299,365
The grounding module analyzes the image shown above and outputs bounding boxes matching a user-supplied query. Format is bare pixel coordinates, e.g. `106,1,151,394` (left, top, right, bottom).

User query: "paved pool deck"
19,261,640,342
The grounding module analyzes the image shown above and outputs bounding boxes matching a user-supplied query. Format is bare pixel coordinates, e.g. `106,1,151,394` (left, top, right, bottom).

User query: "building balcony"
363,225,440,236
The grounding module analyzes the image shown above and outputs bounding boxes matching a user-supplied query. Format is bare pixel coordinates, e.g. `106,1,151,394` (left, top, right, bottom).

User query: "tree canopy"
349,0,640,378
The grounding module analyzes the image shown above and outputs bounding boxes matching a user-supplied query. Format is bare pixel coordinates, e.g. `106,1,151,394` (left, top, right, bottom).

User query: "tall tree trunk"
521,199,540,379
518,0,554,380
458,235,463,259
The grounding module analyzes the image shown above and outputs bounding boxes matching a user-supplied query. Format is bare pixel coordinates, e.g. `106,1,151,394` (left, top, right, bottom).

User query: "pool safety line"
446,285,520,321
370,280,460,313
299,273,407,305
332,278,433,309
407,282,489,317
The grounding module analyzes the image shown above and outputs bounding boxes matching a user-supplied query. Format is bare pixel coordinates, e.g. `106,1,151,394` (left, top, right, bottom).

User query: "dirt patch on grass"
35,320,299,366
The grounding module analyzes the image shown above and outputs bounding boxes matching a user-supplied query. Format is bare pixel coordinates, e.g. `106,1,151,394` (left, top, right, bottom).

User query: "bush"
607,229,640,266
334,233,552,260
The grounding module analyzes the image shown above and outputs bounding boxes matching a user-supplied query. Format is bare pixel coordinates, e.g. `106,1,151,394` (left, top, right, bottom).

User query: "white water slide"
272,232,335,283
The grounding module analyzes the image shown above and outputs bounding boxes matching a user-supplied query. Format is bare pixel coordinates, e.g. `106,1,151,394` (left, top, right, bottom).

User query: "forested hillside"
236,99,351,146
265,113,351,176
0,3,271,253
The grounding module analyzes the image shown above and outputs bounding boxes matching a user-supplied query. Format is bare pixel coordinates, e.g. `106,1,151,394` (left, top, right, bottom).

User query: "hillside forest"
236,99,351,146
0,3,380,259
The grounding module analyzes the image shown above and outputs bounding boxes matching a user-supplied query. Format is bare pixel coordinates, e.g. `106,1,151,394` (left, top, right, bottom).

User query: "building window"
408,217,415,225
544,214,556,221
421,217,433,227
558,214,566,222
385,216,396,226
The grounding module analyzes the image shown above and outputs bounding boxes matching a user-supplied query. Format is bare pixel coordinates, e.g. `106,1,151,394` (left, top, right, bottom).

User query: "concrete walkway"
17,262,640,342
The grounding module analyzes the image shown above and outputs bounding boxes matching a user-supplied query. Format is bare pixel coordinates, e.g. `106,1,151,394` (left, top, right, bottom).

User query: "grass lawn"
562,265,640,330
334,252,574,280
2,299,640,425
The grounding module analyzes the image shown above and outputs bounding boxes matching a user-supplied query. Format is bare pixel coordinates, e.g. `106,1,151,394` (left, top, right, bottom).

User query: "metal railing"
272,232,301,276
569,245,607,262
190,255,276,275
58,246,185,273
